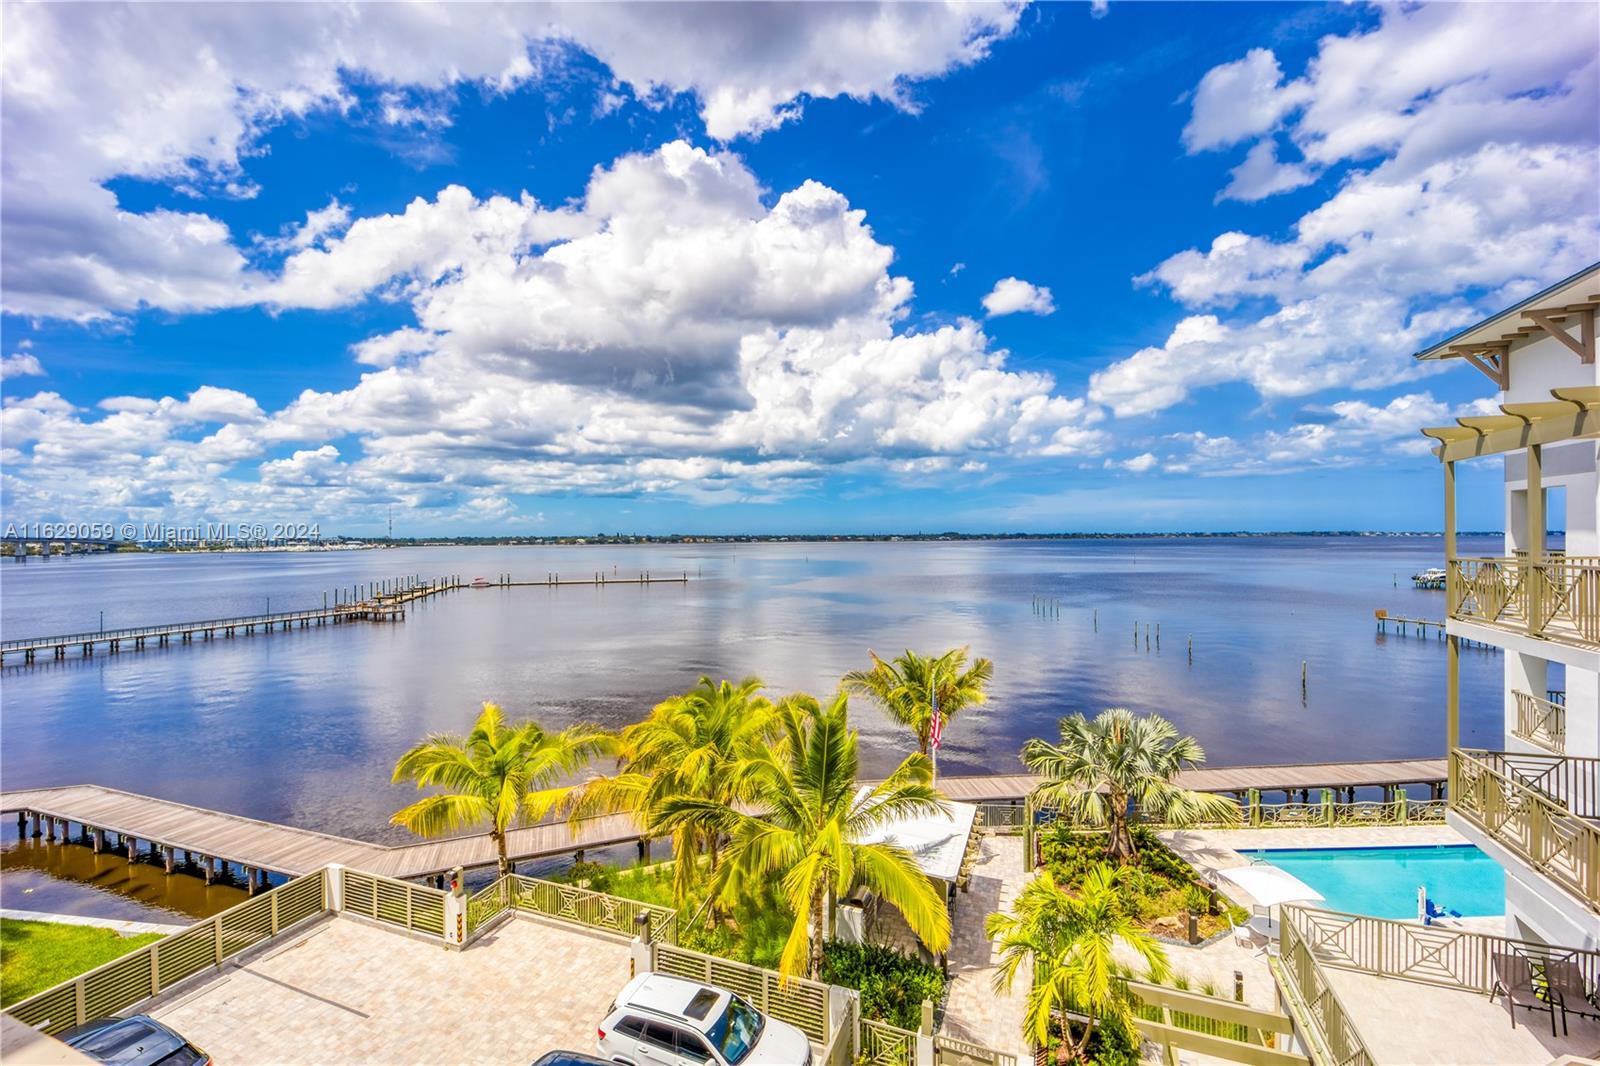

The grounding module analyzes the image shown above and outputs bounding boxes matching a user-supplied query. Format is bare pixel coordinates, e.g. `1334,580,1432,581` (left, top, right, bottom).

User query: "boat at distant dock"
1411,567,1447,589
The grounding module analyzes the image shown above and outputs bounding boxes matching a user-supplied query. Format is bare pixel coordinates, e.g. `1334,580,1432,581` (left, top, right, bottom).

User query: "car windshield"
705,995,764,1064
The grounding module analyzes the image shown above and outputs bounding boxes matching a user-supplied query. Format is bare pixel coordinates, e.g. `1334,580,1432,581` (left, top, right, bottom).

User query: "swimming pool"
1238,845,1504,919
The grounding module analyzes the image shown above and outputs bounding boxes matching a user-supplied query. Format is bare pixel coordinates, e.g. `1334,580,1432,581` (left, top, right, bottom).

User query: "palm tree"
391,701,608,877
567,676,778,907
986,865,1168,1063
842,647,994,757
655,692,952,980
1022,708,1239,863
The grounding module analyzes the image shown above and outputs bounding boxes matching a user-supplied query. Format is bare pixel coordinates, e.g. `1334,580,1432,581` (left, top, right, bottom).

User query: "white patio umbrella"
1215,864,1325,909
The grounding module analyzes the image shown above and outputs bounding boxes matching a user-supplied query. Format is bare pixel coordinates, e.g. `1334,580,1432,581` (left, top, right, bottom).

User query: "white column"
443,866,467,947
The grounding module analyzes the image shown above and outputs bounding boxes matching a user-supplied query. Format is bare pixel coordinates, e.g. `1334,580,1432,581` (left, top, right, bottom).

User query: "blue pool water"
1239,845,1505,919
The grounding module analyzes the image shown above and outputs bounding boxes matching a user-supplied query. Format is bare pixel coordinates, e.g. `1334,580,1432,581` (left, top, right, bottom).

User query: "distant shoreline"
2,529,1537,558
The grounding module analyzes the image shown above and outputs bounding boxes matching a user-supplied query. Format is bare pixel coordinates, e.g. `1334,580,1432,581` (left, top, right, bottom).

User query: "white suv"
597,973,813,1066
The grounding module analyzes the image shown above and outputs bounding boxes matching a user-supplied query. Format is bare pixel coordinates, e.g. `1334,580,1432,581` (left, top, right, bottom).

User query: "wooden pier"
920,757,1450,806
1,784,650,886
0,602,409,664
1374,609,1497,649
0,756,1451,889
1,570,696,667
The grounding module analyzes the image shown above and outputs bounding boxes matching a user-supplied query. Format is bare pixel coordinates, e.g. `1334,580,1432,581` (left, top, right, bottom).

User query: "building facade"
1418,263,1600,950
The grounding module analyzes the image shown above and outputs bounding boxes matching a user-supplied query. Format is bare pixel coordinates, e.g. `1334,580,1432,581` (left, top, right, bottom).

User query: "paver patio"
148,914,630,1064
937,833,1033,1061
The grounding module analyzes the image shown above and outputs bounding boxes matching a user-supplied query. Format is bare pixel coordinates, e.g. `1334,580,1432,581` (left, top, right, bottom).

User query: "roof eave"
1412,262,1600,362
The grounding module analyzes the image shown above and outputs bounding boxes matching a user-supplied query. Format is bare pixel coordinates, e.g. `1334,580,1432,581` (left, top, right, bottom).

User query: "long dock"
1,784,649,886
1,570,695,666
923,757,1449,804
0,604,407,664
0,756,1450,889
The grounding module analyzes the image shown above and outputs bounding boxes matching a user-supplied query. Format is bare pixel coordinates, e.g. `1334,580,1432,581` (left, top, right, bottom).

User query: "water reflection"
1,538,1508,846
1,826,249,921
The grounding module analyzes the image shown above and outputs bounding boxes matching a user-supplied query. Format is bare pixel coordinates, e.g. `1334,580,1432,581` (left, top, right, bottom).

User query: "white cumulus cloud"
981,277,1056,317
1094,2,1598,419
3,140,1101,523
0,2,1025,322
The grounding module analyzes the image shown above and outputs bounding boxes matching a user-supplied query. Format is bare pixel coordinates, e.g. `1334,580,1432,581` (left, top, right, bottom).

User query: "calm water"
1243,845,1505,919
1,537,1508,849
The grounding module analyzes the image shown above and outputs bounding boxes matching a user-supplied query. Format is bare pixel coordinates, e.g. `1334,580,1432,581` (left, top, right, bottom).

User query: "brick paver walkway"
149,915,630,1064
937,833,1033,1061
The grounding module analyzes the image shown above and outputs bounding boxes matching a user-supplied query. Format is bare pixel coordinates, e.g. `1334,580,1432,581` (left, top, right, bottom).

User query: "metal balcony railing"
1513,690,1567,753
1449,748,1600,912
1450,556,1600,648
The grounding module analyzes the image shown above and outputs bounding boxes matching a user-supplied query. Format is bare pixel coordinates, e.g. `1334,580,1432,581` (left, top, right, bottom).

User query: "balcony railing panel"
1450,749,1600,910
1451,556,1600,647
1513,690,1567,753
1281,904,1600,998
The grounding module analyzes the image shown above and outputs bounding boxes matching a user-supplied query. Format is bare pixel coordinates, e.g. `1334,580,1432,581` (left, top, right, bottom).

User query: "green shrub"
1087,1013,1141,1066
1180,885,1211,916
557,859,616,892
820,941,946,1030
1036,1013,1141,1066
1127,826,1197,885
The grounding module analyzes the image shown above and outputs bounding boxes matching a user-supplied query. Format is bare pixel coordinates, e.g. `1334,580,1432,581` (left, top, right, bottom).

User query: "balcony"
1450,556,1600,648
1279,904,1600,1066
1449,748,1600,912
1512,690,1567,753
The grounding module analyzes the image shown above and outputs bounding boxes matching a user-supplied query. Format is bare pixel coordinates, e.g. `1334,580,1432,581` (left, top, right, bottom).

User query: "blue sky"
1,2,1595,535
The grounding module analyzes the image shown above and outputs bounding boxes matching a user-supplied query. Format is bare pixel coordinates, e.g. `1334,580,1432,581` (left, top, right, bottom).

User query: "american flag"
929,684,943,751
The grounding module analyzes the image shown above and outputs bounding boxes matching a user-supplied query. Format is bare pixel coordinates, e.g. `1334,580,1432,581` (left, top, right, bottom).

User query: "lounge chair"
1492,949,1560,1036
1229,914,1263,955
1542,957,1600,1025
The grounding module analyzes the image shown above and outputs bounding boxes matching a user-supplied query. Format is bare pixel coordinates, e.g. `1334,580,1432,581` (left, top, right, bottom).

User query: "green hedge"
820,941,945,1030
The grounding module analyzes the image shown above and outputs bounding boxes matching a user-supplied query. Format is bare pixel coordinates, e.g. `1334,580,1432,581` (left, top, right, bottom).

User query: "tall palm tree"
1022,708,1238,863
567,676,778,907
391,701,608,877
986,865,1168,1063
655,692,952,980
842,647,994,757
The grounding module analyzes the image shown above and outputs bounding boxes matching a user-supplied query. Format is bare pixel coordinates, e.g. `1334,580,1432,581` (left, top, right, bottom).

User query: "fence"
1451,555,1600,647
465,877,509,941
654,942,831,1042
340,867,447,939
1450,748,1600,909
1127,981,1308,1066
1277,911,1374,1066
6,869,328,1035
860,1017,917,1065
510,873,677,944
934,1031,1019,1066
853,1015,1017,1066
1281,903,1600,998
976,803,1029,834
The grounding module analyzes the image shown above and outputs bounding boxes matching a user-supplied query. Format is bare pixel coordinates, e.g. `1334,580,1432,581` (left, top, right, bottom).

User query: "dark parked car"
532,1054,612,1066
59,1016,208,1066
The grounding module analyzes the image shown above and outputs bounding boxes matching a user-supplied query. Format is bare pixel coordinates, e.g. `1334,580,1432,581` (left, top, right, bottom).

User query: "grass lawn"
1,919,165,1006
